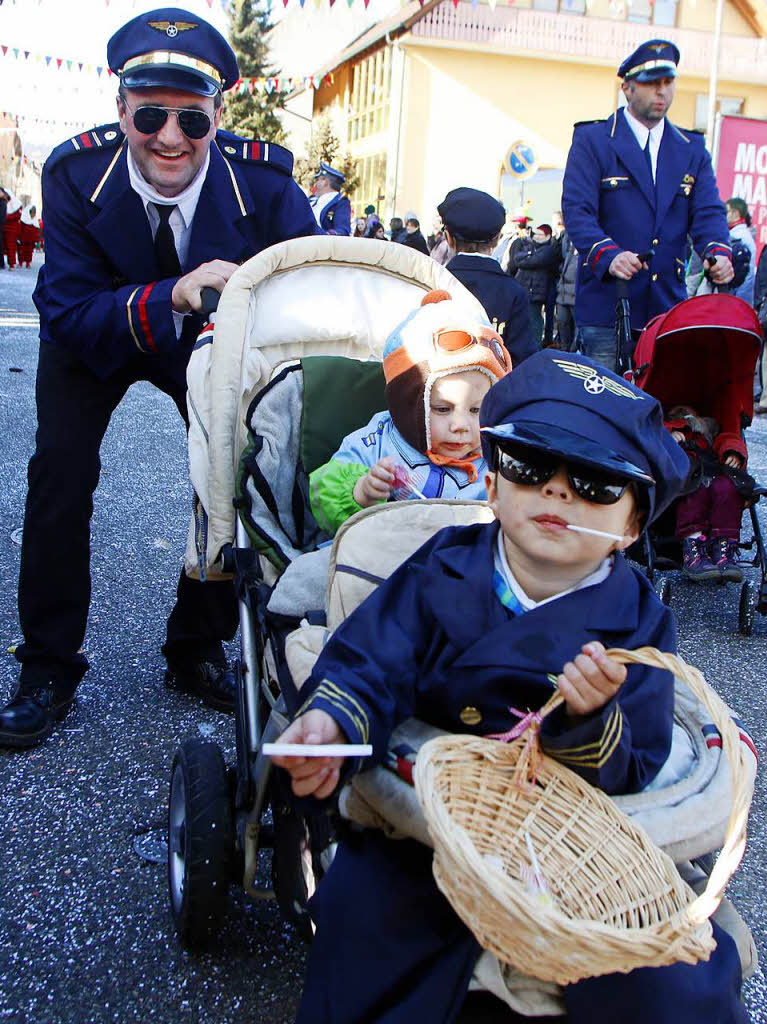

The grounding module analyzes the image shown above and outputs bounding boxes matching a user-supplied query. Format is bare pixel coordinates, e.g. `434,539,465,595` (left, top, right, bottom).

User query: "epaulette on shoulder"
669,122,698,144
215,129,293,175
573,118,605,130
45,124,123,174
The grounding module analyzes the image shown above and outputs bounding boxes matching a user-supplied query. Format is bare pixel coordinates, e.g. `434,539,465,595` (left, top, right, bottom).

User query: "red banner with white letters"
716,114,767,261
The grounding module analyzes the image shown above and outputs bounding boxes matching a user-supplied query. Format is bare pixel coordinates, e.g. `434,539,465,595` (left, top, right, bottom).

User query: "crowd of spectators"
347,193,763,366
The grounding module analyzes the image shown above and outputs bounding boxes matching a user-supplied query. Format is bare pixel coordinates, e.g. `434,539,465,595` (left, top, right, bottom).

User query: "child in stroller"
666,404,748,583
309,290,511,535
274,350,749,1023
631,293,767,629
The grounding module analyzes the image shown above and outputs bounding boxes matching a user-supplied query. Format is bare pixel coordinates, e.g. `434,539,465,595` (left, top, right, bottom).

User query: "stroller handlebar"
200,286,221,317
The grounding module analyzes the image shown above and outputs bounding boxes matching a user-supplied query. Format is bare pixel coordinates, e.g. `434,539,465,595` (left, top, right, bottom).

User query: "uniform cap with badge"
314,162,345,187
618,39,679,83
437,187,506,242
480,348,690,525
107,6,239,97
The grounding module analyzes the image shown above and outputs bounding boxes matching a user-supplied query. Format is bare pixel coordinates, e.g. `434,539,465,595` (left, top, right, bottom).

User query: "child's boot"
709,537,743,583
682,536,720,581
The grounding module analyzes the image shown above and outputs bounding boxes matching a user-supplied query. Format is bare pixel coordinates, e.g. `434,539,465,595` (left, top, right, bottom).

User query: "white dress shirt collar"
127,149,210,230
311,190,336,226
454,250,498,262
623,107,665,180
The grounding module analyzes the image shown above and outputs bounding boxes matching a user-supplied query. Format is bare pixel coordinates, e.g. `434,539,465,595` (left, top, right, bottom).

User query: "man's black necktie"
643,135,655,188
152,202,181,277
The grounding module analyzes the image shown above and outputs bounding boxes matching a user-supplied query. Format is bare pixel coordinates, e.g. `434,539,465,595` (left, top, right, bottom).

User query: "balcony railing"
409,5,767,84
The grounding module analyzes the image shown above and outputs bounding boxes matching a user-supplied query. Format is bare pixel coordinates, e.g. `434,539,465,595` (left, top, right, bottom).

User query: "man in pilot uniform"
310,162,351,236
562,39,733,371
0,7,319,748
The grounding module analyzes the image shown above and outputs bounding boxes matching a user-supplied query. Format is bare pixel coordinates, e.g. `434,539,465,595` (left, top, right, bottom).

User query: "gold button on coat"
652,273,658,281
460,706,482,726
652,238,659,246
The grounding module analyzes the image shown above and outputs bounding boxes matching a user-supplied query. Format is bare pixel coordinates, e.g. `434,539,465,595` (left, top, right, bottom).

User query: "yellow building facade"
286,0,767,228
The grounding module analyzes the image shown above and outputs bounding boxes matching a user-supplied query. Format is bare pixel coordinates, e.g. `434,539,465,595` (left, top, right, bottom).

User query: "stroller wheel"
168,740,234,946
738,581,756,636
654,577,672,606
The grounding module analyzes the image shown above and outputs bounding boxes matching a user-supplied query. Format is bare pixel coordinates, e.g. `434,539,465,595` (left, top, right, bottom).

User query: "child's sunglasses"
495,445,633,506
123,100,212,140
432,327,510,371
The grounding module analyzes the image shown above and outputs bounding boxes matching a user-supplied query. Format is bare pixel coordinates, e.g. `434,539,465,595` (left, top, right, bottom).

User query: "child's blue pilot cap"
618,39,679,82
480,350,689,525
108,7,239,97
438,187,506,242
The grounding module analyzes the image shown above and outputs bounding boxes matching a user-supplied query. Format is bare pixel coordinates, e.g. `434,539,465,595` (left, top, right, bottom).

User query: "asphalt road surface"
0,259,765,1023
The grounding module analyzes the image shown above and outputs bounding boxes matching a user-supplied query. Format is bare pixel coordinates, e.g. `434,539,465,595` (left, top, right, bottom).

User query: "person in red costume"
2,188,22,270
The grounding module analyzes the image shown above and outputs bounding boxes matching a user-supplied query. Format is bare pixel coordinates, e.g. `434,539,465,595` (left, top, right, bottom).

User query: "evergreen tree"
222,0,286,144
294,116,360,197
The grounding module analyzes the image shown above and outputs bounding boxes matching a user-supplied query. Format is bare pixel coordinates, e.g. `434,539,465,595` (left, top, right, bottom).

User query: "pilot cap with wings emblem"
479,349,689,525
108,7,239,96
618,39,679,83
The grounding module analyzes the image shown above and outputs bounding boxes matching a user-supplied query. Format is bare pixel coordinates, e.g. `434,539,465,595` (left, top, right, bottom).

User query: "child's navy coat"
294,522,746,1023
301,521,677,796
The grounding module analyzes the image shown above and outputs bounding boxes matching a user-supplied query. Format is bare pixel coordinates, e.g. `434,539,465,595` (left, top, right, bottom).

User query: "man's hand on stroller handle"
608,251,648,280
171,259,239,314
705,254,734,286
272,710,347,798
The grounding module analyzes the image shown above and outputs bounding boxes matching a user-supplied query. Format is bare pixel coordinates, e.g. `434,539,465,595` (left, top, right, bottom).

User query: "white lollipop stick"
566,524,624,543
262,743,373,758
408,484,428,500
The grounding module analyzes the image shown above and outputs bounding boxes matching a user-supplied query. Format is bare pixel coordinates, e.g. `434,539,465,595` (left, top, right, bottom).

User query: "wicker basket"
413,648,752,985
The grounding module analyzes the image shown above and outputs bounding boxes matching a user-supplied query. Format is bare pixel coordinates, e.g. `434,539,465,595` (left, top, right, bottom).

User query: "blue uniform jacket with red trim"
299,519,677,796
562,110,730,330
33,124,320,379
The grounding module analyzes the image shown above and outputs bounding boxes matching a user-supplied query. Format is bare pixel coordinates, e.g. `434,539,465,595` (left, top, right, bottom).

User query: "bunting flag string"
0,43,112,80
0,1,227,7
232,73,334,94
0,44,334,93
1,109,94,131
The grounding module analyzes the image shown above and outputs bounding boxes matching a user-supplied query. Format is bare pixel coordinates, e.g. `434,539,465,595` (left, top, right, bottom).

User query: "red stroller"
630,293,767,634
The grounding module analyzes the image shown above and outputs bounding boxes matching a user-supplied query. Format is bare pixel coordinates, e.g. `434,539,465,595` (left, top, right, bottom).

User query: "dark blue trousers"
15,341,238,690
297,831,748,1024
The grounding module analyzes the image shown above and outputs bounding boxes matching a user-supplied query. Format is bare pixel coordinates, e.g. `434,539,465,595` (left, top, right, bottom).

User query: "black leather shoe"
164,659,235,712
0,684,74,749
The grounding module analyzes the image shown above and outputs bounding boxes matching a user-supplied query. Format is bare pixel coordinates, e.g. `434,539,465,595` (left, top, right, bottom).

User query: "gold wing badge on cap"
552,359,643,401
148,20,198,37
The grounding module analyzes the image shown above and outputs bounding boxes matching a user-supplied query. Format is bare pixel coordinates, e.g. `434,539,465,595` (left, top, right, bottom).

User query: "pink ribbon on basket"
485,706,543,790
485,706,542,744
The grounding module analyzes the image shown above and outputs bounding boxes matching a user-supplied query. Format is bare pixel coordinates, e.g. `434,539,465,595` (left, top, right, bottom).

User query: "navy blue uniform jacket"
317,192,351,235
446,253,538,366
562,110,730,330
33,125,319,380
295,521,679,1022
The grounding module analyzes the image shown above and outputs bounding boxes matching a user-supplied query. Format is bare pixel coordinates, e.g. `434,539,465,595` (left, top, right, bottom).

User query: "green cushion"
300,356,387,475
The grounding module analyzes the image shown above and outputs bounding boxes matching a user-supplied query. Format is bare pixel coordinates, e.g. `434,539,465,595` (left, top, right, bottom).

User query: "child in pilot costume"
275,350,747,1024
308,290,512,535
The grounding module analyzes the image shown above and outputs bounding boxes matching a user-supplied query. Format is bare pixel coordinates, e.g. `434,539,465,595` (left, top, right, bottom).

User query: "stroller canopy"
632,295,762,434
185,235,488,577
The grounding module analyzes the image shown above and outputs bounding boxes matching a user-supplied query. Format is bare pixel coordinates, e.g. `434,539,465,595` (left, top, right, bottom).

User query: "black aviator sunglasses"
495,445,633,506
122,99,213,141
